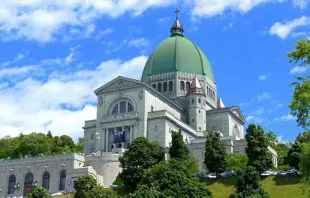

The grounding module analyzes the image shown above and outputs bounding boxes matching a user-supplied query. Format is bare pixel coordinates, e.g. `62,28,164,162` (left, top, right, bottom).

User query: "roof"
206,106,246,124
141,13,214,82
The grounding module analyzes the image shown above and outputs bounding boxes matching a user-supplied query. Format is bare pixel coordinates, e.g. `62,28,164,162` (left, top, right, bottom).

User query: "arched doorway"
59,170,66,191
24,173,33,196
42,172,50,190
8,175,16,195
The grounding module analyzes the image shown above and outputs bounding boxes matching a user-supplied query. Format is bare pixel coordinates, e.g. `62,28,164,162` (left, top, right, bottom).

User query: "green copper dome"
141,15,214,82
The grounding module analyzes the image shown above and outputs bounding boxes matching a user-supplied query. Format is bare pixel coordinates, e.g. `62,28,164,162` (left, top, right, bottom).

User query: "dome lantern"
170,8,184,37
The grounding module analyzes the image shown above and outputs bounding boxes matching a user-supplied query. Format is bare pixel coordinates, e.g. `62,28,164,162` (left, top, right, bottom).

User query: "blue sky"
0,0,309,142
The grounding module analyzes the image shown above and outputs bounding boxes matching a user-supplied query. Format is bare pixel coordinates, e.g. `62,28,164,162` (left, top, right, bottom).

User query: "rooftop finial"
170,8,184,37
174,8,180,19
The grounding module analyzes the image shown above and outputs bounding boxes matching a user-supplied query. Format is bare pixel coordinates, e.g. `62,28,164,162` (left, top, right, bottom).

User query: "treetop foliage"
245,124,273,173
204,131,227,173
287,39,310,129
169,130,190,160
0,132,84,160
119,137,165,187
26,185,51,198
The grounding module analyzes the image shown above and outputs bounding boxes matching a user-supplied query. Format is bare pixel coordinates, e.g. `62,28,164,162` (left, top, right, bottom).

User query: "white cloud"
269,16,310,39
293,0,309,9
274,114,296,121
0,55,148,141
185,0,286,18
258,73,271,80
0,0,175,42
0,65,38,79
246,116,264,123
257,92,271,101
127,38,150,49
290,66,309,74
1,53,27,67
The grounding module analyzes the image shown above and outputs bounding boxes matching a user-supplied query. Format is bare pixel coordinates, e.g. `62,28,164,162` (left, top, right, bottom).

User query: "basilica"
0,11,277,197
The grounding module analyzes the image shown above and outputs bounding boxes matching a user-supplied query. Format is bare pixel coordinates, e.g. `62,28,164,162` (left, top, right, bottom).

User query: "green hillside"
205,176,310,198
55,176,310,198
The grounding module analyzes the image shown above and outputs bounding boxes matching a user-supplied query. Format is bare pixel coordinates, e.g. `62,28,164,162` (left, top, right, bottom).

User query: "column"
130,125,133,143
105,129,108,152
121,126,125,148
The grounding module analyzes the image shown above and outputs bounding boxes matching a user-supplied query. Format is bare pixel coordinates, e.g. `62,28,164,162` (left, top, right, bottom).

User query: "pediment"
230,107,245,123
94,76,144,94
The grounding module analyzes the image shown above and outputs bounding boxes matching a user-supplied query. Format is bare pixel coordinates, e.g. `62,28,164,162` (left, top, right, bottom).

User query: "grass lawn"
54,176,310,198
204,175,310,198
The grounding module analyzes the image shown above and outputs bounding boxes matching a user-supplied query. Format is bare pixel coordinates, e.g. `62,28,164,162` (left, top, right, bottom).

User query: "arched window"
42,172,50,190
207,87,209,96
24,173,34,197
128,103,133,112
169,81,173,91
158,83,162,92
59,170,66,191
112,104,118,115
186,82,190,91
111,101,134,115
152,84,156,89
8,175,16,195
163,82,168,92
180,81,185,90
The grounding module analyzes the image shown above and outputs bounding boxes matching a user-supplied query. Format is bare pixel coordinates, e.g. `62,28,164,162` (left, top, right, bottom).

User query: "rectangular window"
120,101,126,113
198,98,201,103
90,134,94,139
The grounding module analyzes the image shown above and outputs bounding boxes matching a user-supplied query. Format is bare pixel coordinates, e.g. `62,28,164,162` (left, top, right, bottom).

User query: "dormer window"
112,101,134,115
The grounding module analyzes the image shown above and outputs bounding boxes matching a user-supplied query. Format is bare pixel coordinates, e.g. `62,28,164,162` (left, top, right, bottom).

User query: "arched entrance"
8,175,16,195
24,173,33,196
59,170,66,191
42,172,50,190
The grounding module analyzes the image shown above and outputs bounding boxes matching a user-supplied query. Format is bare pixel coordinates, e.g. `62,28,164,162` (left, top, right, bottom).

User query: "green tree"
230,166,269,198
74,174,97,198
287,39,310,129
287,142,302,170
15,133,52,157
273,143,289,166
0,136,20,159
296,131,310,144
131,158,212,198
74,174,118,198
265,131,278,146
245,124,273,173
169,130,190,160
299,143,310,183
204,131,227,173
75,137,84,153
119,137,165,188
26,185,51,198
47,131,53,138
226,154,248,171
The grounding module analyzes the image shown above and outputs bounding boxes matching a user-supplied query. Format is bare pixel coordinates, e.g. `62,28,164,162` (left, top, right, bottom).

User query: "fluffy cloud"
0,55,148,141
274,114,296,121
269,16,310,39
290,66,309,74
258,73,271,80
0,0,175,42
293,0,309,9
185,0,286,18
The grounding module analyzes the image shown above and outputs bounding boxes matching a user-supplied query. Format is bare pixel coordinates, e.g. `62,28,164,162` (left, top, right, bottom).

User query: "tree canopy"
169,130,190,160
119,137,165,188
74,174,118,198
287,39,310,129
130,158,212,198
26,185,51,198
230,166,269,198
245,124,273,173
204,131,227,173
0,132,84,159
226,154,248,171
299,143,310,183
